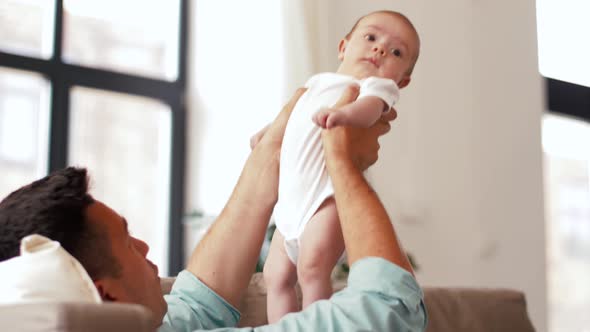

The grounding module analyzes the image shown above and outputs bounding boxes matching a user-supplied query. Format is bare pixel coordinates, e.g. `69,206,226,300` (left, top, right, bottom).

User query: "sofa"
0,273,536,332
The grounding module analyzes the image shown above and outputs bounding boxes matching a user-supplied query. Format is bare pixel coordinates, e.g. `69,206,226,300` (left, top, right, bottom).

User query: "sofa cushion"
0,234,101,304
163,274,536,331
0,272,535,331
0,302,153,332
424,287,536,332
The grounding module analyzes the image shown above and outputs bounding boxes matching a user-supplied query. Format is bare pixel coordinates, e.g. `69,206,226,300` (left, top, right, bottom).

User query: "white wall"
186,1,547,331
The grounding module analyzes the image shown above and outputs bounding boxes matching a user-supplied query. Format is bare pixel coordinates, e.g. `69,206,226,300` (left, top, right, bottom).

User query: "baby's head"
337,10,420,88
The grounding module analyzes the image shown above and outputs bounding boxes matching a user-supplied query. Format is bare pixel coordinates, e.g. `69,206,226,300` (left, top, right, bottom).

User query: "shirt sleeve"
160,258,427,332
158,270,241,332
210,257,427,332
358,77,400,110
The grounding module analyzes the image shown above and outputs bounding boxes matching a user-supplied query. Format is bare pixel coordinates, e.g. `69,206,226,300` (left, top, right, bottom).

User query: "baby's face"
337,12,419,87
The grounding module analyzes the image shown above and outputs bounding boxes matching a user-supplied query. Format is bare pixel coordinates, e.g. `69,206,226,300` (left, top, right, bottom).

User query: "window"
0,0,55,59
537,1,590,331
0,0,188,276
0,68,50,199
536,0,590,122
542,115,590,332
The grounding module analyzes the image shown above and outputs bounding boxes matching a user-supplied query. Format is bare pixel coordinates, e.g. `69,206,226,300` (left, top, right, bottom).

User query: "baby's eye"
364,34,376,42
390,48,402,57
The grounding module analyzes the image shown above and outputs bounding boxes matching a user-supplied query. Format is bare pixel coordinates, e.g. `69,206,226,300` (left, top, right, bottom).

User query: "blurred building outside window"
542,115,590,332
63,0,180,80
0,67,50,200
0,0,55,59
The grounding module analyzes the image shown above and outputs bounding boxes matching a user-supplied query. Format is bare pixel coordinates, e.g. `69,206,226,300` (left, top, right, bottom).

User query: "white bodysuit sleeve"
358,77,400,110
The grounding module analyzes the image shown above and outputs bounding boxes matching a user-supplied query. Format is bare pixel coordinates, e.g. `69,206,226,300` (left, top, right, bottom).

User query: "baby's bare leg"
297,198,345,308
263,230,299,323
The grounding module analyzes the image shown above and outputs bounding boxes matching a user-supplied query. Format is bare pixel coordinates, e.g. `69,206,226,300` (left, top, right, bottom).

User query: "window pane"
0,0,55,58
536,0,590,87
63,0,180,80
0,67,50,200
68,87,172,275
543,114,590,332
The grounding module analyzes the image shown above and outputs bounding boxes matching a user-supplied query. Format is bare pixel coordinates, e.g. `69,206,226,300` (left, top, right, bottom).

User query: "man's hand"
320,88,412,273
321,85,397,171
250,124,270,150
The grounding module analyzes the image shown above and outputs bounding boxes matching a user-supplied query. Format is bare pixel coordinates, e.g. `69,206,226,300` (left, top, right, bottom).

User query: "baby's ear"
338,39,348,61
398,75,411,89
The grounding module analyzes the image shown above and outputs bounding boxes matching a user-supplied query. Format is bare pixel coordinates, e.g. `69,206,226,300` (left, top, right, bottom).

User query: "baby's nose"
372,45,386,56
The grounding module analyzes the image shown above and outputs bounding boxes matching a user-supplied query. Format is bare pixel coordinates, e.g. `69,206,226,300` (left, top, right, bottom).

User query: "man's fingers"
333,84,360,108
376,121,391,136
272,87,307,130
373,107,397,137
381,107,398,123
281,87,307,116
258,87,307,147
250,123,271,150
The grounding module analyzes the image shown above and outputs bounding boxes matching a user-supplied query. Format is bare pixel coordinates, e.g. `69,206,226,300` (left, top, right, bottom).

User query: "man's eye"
364,34,376,42
390,48,402,57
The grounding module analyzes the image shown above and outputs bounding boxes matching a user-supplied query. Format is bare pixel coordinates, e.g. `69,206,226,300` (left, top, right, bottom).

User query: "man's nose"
133,237,150,256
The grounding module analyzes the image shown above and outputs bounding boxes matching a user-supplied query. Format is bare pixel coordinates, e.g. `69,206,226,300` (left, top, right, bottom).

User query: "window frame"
547,78,590,122
0,0,189,275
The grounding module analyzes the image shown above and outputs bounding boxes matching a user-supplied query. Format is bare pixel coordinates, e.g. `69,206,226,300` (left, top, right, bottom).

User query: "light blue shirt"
159,257,428,332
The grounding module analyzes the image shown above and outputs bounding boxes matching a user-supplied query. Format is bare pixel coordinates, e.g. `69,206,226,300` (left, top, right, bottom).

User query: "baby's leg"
297,197,345,308
263,230,299,323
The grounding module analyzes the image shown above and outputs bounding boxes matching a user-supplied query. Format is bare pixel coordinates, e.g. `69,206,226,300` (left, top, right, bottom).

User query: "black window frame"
0,0,189,275
546,78,590,123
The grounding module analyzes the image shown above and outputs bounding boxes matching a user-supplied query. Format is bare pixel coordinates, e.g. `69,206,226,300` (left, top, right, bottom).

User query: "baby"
256,10,420,322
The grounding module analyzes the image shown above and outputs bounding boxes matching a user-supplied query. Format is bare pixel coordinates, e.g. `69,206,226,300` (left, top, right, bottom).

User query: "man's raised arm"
185,88,306,307
322,108,414,273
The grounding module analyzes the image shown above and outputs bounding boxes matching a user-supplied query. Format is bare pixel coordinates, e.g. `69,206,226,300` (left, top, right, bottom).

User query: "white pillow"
0,234,102,304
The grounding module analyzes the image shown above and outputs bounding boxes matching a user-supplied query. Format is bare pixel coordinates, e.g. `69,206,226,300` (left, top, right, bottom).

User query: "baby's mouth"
363,58,379,67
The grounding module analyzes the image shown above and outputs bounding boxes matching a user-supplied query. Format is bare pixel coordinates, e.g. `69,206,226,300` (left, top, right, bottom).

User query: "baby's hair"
345,10,420,75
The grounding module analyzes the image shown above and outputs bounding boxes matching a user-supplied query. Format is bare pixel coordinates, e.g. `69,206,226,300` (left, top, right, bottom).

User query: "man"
0,86,427,331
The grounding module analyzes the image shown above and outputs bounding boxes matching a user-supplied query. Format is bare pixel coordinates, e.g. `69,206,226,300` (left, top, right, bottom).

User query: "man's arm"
322,108,414,274
185,88,306,307
313,95,385,129
206,89,425,332
185,84,390,308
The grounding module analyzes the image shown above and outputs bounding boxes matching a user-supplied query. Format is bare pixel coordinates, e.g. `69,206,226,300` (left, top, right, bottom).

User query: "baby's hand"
312,107,333,128
312,108,348,129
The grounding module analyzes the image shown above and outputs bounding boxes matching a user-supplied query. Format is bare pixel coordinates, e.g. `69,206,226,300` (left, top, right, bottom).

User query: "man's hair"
345,10,421,75
0,167,121,279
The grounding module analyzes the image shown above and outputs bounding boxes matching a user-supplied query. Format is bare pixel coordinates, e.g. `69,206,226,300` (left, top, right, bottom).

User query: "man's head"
0,167,166,327
337,10,421,88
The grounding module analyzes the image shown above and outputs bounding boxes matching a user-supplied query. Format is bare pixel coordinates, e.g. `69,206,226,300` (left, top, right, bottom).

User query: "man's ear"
94,279,119,301
338,39,348,61
398,75,411,89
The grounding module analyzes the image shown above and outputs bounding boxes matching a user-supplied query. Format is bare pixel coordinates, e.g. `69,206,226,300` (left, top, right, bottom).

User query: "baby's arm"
313,96,386,129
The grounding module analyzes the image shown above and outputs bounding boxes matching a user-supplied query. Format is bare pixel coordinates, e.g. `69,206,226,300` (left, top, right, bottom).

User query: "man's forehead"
86,201,127,234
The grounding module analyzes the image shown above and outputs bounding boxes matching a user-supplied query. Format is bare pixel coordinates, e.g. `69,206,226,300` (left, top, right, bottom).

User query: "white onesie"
274,72,399,263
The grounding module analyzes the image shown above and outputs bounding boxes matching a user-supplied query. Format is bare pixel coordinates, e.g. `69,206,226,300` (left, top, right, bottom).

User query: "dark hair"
0,167,121,279
345,10,421,75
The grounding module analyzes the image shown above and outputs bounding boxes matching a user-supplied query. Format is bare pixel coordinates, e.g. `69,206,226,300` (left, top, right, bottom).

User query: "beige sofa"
0,273,536,331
